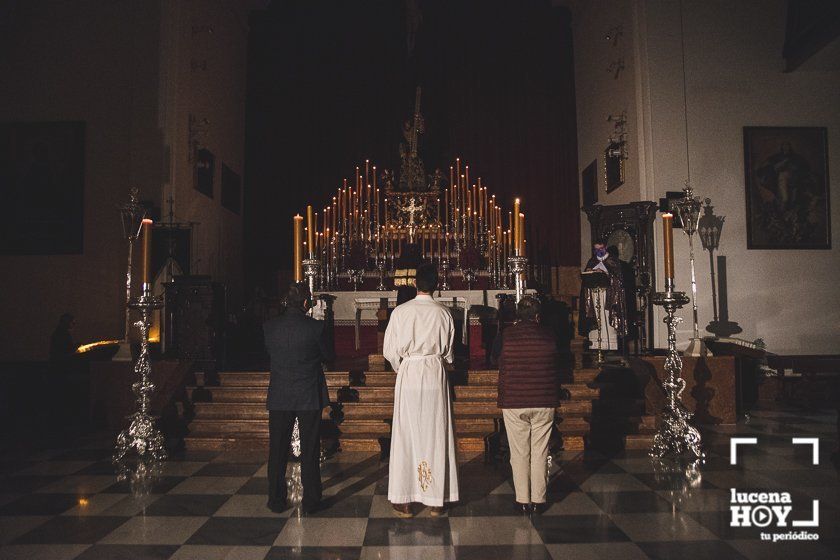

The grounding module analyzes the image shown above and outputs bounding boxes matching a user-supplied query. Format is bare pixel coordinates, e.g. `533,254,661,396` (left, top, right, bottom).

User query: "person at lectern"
264,283,334,514
578,242,627,350
384,264,459,517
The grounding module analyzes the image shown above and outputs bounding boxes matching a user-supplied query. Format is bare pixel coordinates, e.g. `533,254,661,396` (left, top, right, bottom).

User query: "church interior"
0,1,838,559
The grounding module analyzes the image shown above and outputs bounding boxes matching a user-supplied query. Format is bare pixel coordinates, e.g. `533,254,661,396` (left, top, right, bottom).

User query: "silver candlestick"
303,257,320,296
440,258,451,290
376,258,388,291
675,184,707,357
508,255,528,303
649,283,704,460
113,283,167,470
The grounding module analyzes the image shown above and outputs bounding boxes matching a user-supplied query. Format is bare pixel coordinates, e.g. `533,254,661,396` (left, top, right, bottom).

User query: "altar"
318,289,533,357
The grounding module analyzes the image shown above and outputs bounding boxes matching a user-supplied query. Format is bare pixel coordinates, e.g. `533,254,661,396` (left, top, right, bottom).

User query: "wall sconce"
188,114,210,163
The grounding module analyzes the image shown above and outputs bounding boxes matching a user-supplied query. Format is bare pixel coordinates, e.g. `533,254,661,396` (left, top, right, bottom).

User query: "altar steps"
184,366,597,453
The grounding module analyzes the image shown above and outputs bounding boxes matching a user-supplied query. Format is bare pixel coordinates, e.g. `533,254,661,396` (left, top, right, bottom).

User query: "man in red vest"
494,295,560,515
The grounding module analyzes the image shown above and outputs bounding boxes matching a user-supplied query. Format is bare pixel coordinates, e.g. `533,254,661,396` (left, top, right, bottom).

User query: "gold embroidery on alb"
417,460,433,492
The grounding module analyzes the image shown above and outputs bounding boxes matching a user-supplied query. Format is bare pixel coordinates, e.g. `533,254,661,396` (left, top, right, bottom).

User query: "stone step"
191,399,592,421
189,382,596,404
182,432,489,453
624,432,656,450
571,368,600,384
337,432,490,453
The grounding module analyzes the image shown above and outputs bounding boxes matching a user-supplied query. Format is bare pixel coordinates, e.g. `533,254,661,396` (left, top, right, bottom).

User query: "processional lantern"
674,183,708,357
117,187,148,341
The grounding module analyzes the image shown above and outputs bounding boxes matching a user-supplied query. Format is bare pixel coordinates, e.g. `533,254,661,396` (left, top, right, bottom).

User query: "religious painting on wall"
221,163,241,214
581,159,597,207
194,148,214,198
0,121,85,254
743,126,830,249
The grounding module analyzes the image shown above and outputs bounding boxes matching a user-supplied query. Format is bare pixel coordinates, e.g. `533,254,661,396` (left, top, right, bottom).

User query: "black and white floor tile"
0,407,837,560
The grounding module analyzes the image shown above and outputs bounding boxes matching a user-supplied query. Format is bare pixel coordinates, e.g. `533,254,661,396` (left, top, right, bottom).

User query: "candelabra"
649,283,704,459
675,184,707,357
113,284,167,471
508,255,528,303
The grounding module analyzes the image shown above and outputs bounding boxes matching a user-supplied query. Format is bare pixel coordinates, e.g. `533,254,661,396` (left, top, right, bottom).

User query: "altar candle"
141,218,153,285
477,179,483,218
293,215,303,282
465,165,470,195
519,213,526,255
444,190,449,233
456,158,461,188
306,205,315,256
512,198,520,254
662,212,675,281
365,159,369,186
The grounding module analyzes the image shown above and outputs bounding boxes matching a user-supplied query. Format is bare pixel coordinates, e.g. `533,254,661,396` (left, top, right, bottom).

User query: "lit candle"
306,205,315,257
141,218,153,286
662,212,675,283
519,213,526,255
513,199,521,255
293,214,303,282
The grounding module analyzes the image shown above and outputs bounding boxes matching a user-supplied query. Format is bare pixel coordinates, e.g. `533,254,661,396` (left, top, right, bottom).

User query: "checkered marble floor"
0,407,837,560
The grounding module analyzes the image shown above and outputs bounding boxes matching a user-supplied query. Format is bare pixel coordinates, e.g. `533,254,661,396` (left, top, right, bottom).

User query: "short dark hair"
516,295,541,321
414,263,438,293
285,282,311,310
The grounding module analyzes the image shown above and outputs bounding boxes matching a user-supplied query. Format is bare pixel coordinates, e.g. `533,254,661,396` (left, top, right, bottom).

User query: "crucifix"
403,196,425,243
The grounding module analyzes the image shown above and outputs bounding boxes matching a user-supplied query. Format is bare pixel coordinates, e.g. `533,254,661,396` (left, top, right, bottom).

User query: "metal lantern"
698,198,725,325
698,198,724,253
674,184,706,357
118,188,147,341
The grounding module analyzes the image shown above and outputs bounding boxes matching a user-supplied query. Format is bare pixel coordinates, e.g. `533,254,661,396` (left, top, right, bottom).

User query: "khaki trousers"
502,407,554,504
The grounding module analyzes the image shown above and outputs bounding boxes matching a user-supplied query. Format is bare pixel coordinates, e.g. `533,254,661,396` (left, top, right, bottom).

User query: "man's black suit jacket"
263,307,333,411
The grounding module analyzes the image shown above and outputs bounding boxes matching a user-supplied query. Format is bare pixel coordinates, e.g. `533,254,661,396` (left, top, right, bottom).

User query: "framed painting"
743,126,830,249
0,121,85,254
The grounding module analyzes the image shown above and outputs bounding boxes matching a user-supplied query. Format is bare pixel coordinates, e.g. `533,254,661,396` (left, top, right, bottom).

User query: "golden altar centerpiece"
291,88,528,292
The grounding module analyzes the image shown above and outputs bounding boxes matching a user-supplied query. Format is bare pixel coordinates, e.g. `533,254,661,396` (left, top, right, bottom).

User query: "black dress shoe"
514,501,531,515
531,502,549,515
267,501,288,514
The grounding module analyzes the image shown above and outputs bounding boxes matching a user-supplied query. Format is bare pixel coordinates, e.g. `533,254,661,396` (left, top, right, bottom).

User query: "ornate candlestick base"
113,286,167,477
649,288,704,460
303,258,320,295
508,255,528,303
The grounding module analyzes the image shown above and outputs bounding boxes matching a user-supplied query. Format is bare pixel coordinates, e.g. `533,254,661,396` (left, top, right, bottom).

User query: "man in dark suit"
264,283,333,513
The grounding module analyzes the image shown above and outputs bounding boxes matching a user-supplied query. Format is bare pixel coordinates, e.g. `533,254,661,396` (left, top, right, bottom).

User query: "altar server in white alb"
384,263,459,517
